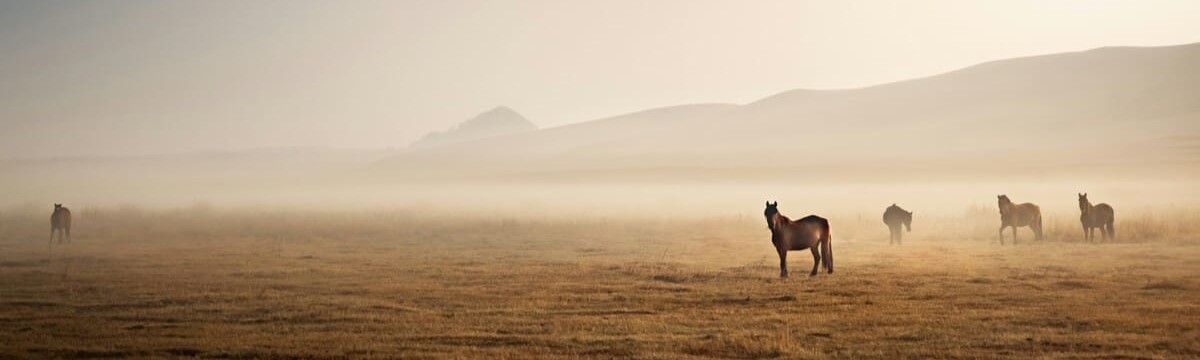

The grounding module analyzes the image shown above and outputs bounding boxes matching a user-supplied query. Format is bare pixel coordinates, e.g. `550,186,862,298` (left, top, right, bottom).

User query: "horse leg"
65,227,71,244
1106,222,1115,241
998,225,1006,245
821,237,833,274
778,249,788,278
49,228,55,249
809,247,821,277
1012,227,1018,245
897,227,903,245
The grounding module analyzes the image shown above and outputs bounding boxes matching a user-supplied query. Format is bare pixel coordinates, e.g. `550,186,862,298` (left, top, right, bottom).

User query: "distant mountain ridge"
379,43,1200,182
410,106,537,148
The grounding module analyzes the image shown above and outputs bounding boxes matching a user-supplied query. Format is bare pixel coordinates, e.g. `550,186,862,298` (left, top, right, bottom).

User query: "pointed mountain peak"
410,107,537,148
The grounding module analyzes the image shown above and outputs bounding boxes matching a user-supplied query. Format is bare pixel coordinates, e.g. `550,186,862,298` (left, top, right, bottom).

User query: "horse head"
54,203,62,209
904,210,913,232
763,201,779,230
1078,193,1090,211
997,195,1012,211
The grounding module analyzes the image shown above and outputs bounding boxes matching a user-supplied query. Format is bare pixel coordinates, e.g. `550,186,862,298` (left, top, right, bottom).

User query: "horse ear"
765,201,769,206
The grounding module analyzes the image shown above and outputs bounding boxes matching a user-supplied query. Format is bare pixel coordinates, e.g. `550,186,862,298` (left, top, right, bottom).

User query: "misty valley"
2,3,1199,359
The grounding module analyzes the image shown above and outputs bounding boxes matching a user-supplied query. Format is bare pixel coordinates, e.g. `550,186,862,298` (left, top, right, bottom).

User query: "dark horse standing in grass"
1078,193,1115,242
50,203,71,245
763,201,832,278
997,195,1042,245
882,204,913,245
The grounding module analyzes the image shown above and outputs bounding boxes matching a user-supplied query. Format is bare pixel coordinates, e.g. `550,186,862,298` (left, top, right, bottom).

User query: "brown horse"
1078,193,1115,242
997,195,1042,245
50,204,71,245
882,203,912,245
763,201,832,278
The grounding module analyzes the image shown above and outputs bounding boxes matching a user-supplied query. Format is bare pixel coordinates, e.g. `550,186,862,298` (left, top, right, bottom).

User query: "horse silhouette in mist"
763,201,832,278
882,204,912,245
50,204,71,245
1078,193,1115,242
997,195,1042,245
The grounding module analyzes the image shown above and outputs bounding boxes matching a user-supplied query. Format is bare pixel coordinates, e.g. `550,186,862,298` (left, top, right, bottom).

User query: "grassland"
0,208,1197,359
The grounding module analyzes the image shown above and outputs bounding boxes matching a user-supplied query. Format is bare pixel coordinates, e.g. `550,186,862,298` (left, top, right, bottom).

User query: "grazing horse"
50,204,71,244
763,201,833,278
997,195,1042,245
1078,193,1115,242
882,204,912,245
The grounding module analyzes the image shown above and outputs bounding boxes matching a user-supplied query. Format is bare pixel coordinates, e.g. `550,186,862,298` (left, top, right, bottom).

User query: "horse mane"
771,212,791,230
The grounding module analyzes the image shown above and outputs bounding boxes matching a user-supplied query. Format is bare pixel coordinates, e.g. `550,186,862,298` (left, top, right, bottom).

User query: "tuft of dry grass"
0,207,1198,359
1142,281,1189,291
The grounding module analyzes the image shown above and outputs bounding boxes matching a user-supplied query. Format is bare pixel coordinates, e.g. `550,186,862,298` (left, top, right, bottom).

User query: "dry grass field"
1,208,1198,359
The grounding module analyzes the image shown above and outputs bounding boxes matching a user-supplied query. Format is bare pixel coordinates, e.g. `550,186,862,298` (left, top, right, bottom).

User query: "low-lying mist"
4,183,1198,246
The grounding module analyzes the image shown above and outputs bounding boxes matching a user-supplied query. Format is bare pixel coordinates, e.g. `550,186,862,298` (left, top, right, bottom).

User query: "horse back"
781,215,828,251
797,215,829,231
51,208,71,229
882,207,905,227
1089,203,1115,224
1002,203,1041,226
1095,203,1114,219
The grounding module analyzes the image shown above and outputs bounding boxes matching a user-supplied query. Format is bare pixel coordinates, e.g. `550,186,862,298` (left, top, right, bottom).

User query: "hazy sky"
3,0,1199,158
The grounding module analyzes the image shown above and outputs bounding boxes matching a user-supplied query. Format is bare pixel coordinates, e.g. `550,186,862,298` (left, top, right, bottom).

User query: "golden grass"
0,208,1198,359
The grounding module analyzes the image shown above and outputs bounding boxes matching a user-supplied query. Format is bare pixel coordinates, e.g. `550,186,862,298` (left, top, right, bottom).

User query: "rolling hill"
377,43,1200,182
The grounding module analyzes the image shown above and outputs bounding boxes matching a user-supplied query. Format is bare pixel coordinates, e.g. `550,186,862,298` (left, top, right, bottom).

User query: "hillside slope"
377,43,1200,182
410,107,537,149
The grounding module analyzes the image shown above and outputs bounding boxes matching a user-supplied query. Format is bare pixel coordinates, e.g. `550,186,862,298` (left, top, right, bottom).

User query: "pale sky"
2,0,1199,158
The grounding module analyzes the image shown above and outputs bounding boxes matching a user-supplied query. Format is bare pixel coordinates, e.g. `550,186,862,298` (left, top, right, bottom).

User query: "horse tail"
821,219,833,273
